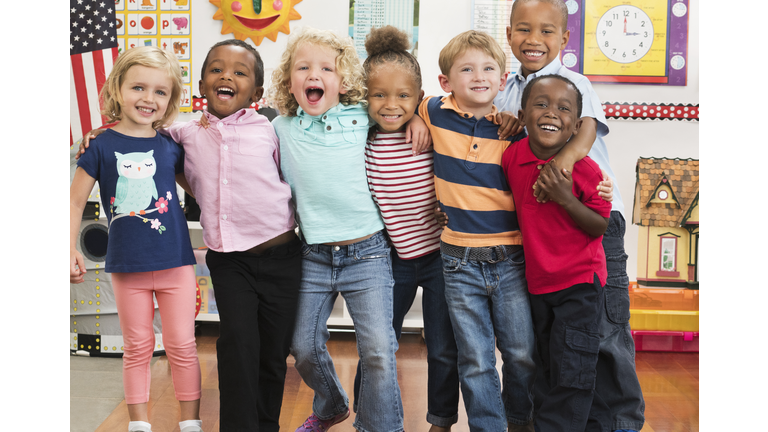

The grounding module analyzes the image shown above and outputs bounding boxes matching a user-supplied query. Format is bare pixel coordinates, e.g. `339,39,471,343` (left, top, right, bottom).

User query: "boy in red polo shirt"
501,74,611,432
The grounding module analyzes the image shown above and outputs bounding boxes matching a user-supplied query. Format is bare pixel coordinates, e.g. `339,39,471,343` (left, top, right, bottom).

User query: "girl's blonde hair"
269,27,366,117
100,46,183,130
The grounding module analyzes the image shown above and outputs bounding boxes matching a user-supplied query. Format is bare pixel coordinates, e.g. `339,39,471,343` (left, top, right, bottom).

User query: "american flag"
70,0,119,146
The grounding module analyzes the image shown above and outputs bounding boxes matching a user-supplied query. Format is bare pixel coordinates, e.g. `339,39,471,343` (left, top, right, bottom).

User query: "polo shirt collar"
204,107,256,125
295,102,355,130
515,137,556,166
440,94,498,121
513,57,563,86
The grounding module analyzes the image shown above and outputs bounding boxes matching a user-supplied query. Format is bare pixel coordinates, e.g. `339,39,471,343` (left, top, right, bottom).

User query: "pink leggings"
112,265,201,404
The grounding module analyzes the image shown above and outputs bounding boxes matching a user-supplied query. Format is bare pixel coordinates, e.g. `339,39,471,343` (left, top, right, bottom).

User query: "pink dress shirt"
164,109,296,252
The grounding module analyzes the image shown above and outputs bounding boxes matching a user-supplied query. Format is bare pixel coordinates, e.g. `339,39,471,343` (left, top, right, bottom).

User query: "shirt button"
222,214,227,220
223,145,228,150
223,179,228,184
473,144,478,149
352,120,357,125
323,115,328,120
334,246,340,251
327,126,332,131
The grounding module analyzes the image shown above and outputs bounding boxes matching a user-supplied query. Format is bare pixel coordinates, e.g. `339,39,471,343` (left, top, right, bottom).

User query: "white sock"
179,419,203,432
128,421,152,432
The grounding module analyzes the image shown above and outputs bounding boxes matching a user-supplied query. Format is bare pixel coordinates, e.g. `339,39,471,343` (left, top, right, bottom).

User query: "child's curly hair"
269,27,366,117
100,46,183,130
362,25,422,90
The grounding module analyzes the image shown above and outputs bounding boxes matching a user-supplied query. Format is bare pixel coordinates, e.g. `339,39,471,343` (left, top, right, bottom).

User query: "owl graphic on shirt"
113,150,158,215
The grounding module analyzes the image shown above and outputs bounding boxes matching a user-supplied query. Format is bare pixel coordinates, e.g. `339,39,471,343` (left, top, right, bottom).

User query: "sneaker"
295,409,350,432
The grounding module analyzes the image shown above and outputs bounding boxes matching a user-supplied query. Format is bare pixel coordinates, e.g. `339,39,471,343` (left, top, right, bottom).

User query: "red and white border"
602,103,699,121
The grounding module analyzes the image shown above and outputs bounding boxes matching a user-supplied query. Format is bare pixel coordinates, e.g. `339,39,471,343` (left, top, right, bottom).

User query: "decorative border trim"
601,102,699,121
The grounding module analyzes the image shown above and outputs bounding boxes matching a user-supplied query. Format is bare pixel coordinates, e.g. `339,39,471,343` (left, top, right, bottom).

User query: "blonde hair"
269,27,366,117
100,46,183,130
438,30,506,77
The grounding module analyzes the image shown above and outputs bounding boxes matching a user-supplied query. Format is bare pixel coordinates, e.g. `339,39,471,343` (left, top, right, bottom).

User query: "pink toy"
173,17,188,30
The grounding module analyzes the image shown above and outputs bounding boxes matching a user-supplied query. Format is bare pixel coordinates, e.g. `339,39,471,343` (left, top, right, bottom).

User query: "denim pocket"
441,255,462,273
354,240,390,260
604,285,631,324
559,326,600,390
505,247,525,266
300,243,313,257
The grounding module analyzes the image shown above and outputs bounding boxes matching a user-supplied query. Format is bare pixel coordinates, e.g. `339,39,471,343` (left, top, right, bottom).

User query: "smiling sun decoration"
210,0,303,45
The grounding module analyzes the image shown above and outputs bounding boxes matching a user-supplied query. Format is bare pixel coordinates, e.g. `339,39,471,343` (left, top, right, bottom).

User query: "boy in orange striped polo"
417,30,535,432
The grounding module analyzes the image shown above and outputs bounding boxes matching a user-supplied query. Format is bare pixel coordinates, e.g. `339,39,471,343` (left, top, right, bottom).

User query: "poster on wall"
114,0,194,111
471,0,689,86
349,0,419,60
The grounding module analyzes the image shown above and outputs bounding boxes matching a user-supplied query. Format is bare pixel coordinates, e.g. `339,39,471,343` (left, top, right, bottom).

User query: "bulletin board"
115,0,194,111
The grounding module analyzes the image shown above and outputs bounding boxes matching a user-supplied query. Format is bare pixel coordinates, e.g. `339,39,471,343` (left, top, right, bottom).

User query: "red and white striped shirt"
365,131,442,259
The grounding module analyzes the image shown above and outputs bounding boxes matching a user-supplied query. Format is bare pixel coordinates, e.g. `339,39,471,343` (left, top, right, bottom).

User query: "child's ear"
253,86,264,103
571,117,583,137
499,72,508,92
560,28,571,51
517,108,526,127
419,89,425,101
198,79,205,98
438,74,452,94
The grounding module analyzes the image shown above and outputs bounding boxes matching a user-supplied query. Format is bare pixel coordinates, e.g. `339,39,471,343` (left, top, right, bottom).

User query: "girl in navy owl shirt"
69,46,203,432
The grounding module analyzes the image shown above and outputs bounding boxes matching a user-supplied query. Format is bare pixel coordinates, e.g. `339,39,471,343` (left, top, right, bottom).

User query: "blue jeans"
441,244,536,432
354,249,461,427
290,232,404,432
597,212,645,431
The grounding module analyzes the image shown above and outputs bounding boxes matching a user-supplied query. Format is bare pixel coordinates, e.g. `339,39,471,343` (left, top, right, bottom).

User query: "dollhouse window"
656,235,680,277
658,190,668,200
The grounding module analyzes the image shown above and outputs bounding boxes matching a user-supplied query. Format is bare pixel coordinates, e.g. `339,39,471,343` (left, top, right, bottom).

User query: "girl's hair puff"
269,27,366,117
100,46,183,130
362,26,422,90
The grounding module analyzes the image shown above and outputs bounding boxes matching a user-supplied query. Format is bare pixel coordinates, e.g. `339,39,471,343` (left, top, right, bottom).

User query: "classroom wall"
180,0,699,283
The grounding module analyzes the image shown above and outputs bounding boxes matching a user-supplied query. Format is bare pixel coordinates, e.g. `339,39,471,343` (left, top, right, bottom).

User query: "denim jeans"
596,212,645,431
290,231,404,432
533,213,645,432
354,249,460,427
530,274,610,432
441,244,536,432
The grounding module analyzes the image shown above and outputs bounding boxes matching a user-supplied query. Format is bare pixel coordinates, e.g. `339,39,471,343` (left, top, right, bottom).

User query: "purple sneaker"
295,409,350,432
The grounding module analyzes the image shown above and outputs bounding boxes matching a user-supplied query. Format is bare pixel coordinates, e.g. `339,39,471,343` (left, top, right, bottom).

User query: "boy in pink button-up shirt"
80,40,302,432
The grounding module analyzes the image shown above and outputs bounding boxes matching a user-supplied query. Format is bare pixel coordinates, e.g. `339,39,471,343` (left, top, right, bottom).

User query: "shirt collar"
440,94,499,122
204,107,257,125
514,57,563,85
514,136,556,166
295,102,366,130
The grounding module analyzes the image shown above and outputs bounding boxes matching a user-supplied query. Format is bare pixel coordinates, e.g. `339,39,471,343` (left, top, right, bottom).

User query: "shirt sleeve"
577,159,612,218
160,120,190,145
76,140,101,181
572,75,609,138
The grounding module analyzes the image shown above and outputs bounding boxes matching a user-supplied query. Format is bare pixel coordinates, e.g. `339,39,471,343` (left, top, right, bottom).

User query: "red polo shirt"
502,137,611,295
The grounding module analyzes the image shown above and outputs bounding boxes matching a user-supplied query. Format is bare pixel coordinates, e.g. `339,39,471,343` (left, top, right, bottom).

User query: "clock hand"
623,16,627,33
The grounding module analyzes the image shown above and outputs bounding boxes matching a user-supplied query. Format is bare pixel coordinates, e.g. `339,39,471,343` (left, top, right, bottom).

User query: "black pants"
530,274,611,432
206,237,302,432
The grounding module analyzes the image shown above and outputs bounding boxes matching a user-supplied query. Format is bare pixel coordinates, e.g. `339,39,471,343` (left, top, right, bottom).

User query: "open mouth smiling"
233,13,279,30
216,86,235,99
305,87,324,103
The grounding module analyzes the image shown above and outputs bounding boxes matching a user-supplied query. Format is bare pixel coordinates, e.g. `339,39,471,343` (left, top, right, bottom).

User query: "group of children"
69,1,644,431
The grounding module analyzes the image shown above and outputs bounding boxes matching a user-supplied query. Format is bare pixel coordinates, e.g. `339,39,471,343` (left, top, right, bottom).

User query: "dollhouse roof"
632,157,699,227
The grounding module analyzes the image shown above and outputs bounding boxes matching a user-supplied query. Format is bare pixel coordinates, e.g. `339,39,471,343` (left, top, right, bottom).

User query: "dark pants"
353,249,461,427
596,212,645,431
530,274,611,432
206,237,302,432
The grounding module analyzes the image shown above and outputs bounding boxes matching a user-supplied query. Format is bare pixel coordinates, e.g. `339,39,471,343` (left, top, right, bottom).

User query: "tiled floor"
70,354,157,432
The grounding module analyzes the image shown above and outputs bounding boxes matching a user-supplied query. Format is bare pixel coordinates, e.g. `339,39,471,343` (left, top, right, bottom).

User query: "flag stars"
88,33,94,38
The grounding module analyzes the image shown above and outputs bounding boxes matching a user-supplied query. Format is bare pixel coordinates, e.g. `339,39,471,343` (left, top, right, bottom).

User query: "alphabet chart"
115,0,194,111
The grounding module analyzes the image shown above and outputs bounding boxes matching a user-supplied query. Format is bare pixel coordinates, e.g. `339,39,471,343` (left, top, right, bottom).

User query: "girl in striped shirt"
359,26,461,432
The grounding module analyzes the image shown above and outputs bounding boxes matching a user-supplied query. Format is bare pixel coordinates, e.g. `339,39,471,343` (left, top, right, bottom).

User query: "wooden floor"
96,324,698,432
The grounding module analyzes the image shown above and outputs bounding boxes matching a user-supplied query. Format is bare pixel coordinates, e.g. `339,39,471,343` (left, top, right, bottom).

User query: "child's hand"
537,162,574,207
198,112,210,129
70,250,86,284
75,128,106,160
434,206,448,228
405,115,432,155
598,169,614,202
495,111,524,140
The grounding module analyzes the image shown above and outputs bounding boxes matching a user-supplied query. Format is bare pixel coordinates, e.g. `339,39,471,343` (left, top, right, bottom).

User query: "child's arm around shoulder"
538,162,608,237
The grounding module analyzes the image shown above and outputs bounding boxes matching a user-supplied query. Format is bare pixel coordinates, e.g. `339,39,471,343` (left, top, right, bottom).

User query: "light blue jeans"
441,244,536,432
290,231,404,432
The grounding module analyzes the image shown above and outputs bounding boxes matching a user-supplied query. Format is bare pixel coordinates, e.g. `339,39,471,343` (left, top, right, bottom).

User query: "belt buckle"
487,245,506,263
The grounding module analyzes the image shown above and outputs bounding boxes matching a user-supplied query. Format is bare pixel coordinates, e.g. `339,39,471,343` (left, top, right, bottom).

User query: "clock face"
595,5,654,64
